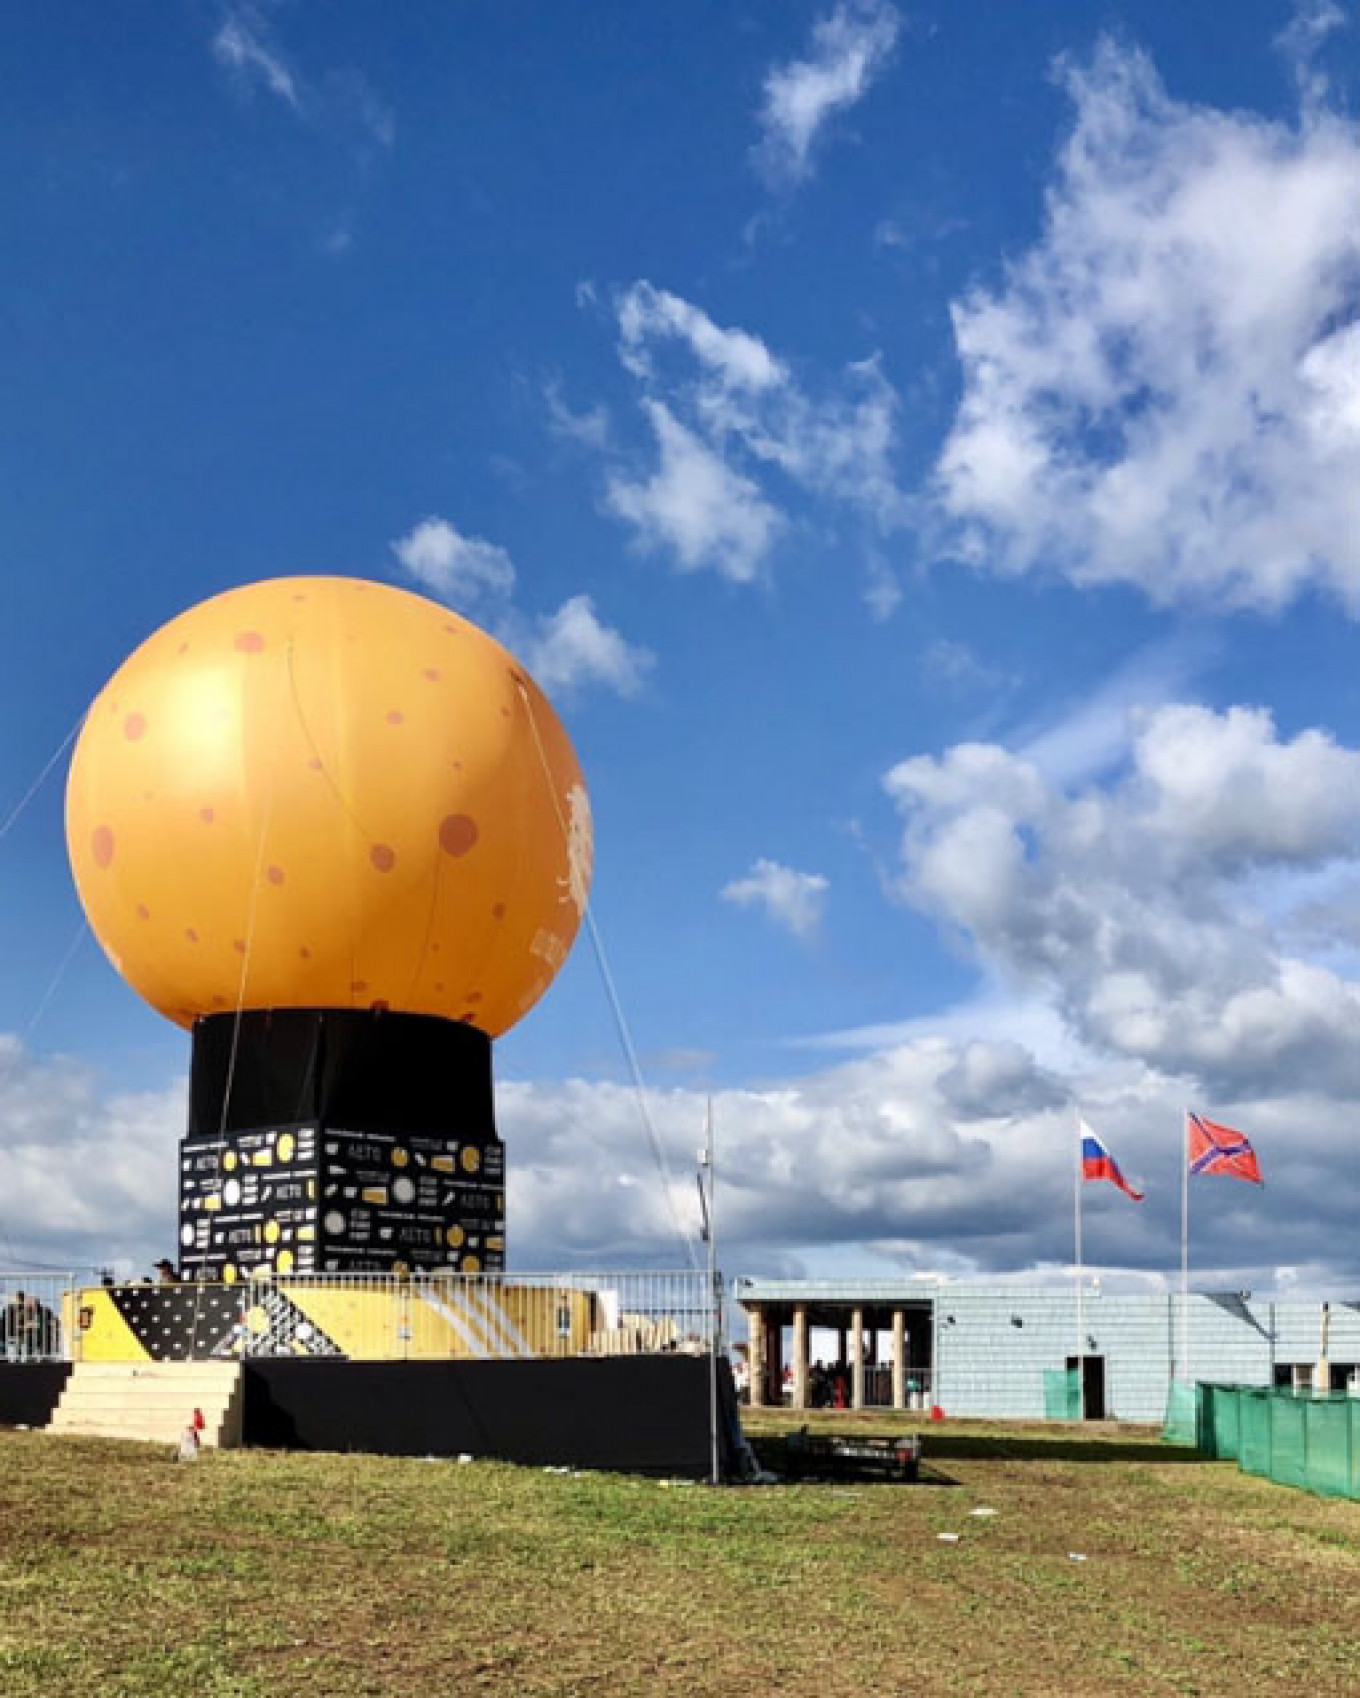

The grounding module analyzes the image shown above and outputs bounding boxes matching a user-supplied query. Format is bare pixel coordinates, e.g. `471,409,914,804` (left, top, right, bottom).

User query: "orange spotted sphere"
65,576,593,1036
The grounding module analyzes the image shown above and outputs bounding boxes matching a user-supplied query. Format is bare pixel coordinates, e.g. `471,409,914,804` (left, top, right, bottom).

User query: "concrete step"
49,1362,244,1448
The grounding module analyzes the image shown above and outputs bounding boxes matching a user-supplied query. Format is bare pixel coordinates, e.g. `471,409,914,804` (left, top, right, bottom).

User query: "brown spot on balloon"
185,928,199,944
233,939,246,955
423,668,441,681
370,844,396,873
434,981,445,992
439,815,478,857
370,999,390,1012
267,865,285,886
468,990,483,1003
351,980,368,994
308,758,323,772
460,1011,478,1025
199,807,214,824
234,631,265,654
492,902,506,920
292,592,308,602
136,903,150,920
500,706,511,719
299,946,311,960
386,710,404,726
213,995,227,1008
124,712,147,741
92,826,115,869
177,642,189,656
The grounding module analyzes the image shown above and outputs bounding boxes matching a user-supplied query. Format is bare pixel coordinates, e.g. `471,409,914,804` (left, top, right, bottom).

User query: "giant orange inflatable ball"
65,577,592,1036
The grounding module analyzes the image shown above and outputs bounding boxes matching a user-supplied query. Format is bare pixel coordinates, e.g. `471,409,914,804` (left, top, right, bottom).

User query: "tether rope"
0,712,85,847
514,679,699,1272
0,918,89,1269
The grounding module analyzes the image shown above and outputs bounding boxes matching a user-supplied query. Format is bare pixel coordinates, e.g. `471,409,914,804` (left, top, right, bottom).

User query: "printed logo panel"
179,1123,506,1279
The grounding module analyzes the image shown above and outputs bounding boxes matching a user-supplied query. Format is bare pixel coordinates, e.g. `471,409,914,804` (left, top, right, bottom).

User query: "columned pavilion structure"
735,1279,935,1411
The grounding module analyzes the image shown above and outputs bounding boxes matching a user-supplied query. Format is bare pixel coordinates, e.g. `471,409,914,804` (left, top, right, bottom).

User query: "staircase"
48,1361,244,1448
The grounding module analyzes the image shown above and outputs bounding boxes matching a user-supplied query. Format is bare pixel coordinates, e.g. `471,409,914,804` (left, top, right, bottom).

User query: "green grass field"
1,1410,1356,1696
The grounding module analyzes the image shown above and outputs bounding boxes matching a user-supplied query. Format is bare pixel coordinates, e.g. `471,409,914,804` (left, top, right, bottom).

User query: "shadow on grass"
921,1433,1205,1466
748,1431,1205,1471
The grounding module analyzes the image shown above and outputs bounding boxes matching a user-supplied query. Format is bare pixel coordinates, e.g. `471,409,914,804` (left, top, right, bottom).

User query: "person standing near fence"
1,1290,26,1361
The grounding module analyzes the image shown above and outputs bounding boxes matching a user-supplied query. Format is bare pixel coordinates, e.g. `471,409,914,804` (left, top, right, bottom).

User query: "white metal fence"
0,1275,77,1363
4,1269,718,1364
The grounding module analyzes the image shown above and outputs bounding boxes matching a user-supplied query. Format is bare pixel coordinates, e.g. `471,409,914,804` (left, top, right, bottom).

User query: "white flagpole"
1075,1109,1084,1419
1180,1108,1190,1385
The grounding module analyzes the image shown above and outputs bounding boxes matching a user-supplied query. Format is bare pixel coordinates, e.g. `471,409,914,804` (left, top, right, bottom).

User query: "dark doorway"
1066,1355,1106,1420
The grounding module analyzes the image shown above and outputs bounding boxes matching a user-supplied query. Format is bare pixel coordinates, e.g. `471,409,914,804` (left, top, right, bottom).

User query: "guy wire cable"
514,678,700,1273
0,709,87,1270
0,710,85,846
191,643,288,1349
0,917,89,1271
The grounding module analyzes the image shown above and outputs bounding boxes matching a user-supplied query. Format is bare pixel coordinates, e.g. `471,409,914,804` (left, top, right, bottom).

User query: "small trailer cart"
783,1428,922,1482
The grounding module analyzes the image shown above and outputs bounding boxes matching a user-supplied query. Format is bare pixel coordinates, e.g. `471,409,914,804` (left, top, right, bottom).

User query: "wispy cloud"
390,516,651,699
211,4,300,109
591,281,905,599
210,4,394,153
722,858,829,940
753,1,901,187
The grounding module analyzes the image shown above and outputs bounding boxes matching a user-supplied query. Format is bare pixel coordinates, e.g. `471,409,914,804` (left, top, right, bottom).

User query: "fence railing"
52,1269,717,1365
0,1275,78,1363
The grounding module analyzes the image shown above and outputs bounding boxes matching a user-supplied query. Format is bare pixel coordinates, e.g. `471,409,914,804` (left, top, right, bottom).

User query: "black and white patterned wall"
179,1122,505,1280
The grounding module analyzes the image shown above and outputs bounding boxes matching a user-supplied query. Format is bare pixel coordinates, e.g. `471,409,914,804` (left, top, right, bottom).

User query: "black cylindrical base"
189,1006,494,1138
179,1008,504,1280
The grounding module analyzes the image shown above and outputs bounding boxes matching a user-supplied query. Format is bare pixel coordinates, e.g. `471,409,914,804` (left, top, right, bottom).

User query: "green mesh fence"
1167,1384,1360,1501
1239,1390,1272,1476
1206,1384,1240,1461
1043,1367,1081,1421
1272,1394,1308,1490
1305,1399,1353,1499
1161,1380,1200,1446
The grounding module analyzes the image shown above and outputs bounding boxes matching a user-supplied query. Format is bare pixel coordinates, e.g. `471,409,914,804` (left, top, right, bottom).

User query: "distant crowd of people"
1,1291,59,1362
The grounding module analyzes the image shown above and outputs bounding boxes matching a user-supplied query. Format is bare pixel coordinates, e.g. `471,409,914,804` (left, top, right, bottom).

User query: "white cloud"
211,4,300,108
599,284,905,595
391,517,517,609
619,285,785,392
515,595,652,699
722,858,829,940
605,400,782,583
885,701,1360,1100
210,7,394,153
6,1016,1359,1290
1013,633,1215,788
0,1039,182,1272
391,517,650,699
933,39,1360,613
1276,0,1347,106
753,1,901,187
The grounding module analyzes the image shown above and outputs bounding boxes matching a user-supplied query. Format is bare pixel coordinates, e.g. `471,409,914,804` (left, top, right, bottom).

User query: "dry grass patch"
0,1414,1355,1696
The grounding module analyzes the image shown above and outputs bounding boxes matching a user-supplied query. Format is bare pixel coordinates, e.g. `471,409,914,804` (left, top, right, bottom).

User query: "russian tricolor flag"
1079,1118,1145,1201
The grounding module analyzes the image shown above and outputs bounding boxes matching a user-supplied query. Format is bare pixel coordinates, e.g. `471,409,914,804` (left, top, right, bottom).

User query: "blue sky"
3,0,1360,1291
